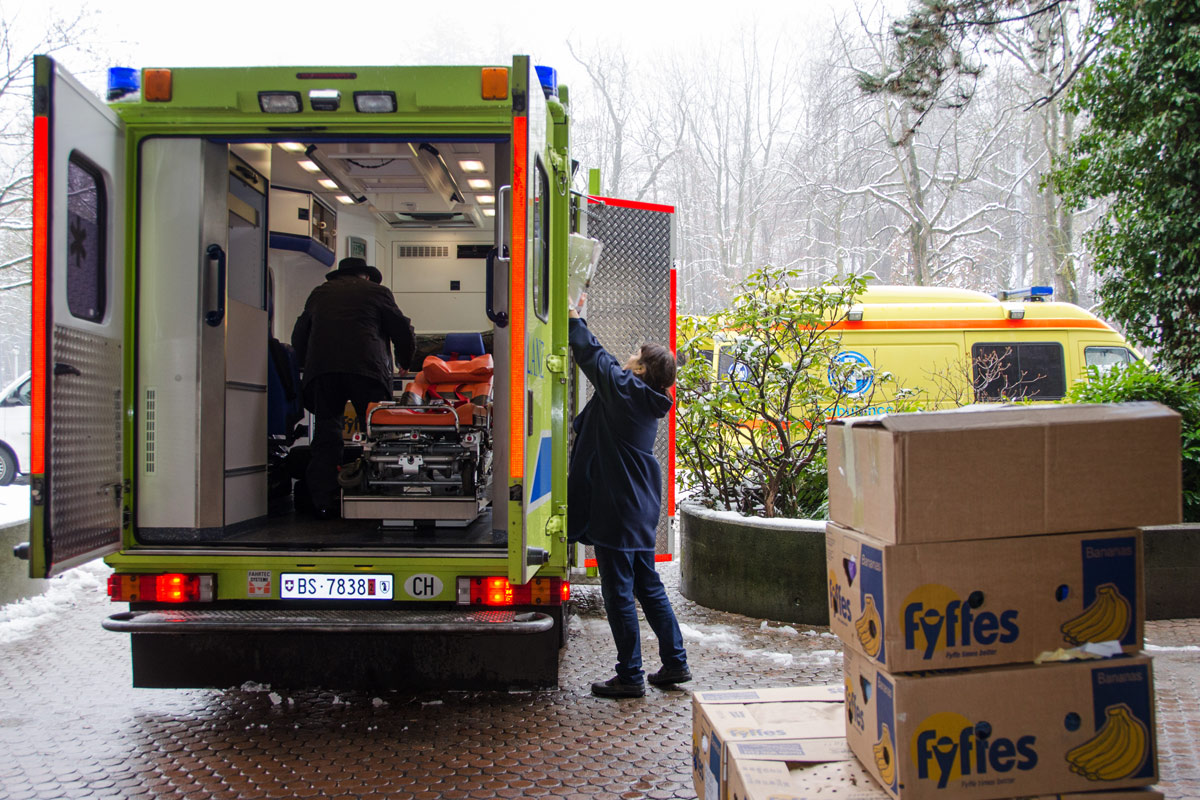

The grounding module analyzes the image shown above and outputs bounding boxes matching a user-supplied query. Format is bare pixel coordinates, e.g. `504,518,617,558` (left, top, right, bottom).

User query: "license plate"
280,573,394,600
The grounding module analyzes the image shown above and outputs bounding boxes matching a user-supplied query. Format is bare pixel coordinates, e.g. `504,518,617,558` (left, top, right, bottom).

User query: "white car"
0,371,30,485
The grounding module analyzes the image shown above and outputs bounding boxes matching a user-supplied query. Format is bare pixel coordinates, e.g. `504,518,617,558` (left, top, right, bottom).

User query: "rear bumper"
104,607,553,635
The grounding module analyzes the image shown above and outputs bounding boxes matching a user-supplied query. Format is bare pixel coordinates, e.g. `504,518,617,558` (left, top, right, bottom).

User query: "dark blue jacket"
568,317,673,551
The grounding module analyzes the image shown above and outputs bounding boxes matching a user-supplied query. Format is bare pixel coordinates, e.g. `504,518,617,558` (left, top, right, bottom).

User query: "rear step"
104,608,554,635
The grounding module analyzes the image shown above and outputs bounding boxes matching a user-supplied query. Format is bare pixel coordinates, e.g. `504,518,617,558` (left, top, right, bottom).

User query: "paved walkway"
0,558,1197,799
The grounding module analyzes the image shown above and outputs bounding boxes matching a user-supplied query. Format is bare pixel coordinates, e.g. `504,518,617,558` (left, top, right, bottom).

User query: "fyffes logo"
829,351,874,397
844,676,866,730
828,570,852,624
903,584,1019,660
913,712,1038,789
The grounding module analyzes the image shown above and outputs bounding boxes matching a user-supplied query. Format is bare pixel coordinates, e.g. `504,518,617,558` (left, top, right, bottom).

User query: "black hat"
328,257,382,284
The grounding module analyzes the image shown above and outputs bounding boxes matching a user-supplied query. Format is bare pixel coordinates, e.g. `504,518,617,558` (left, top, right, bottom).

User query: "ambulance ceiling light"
259,91,302,113
318,178,338,190
298,160,321,173
305,145,367,204
468,178,492,191
482,208,496,217
279,142,306,153
309,89,341,111
477,194,495,205
336,195,355,205
354,91,396,113
459,160,486,173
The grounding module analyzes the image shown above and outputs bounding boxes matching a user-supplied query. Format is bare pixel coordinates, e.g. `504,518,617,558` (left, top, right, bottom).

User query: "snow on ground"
678,620,841,669
0,485,29,526
0,560,112,644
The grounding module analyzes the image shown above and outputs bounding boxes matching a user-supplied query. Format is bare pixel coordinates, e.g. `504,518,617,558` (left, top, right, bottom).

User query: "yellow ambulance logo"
1061,583,1132,645
1065,703,1149,781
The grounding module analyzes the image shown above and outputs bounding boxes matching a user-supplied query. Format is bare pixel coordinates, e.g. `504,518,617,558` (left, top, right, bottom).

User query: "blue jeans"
593,546,688,684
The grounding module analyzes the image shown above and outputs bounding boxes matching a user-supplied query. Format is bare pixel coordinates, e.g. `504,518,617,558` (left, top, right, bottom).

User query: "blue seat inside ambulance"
439,332,486,360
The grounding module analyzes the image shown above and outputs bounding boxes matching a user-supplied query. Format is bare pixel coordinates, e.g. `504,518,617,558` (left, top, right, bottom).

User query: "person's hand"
568,306,580,319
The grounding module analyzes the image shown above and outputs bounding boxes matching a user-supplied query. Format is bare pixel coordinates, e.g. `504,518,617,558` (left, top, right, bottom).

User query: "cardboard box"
844,649,1157,800
827,403,1181,545
727,753,1162,800
692,685,845,800
826,523,1145,672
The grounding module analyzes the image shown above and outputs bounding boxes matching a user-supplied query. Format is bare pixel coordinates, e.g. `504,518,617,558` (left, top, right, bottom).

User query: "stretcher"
338,347,494,523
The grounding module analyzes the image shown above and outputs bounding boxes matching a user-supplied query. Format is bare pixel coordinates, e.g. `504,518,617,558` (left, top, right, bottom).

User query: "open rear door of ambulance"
493,56,559,585
580,195,677,562
28,56,126,578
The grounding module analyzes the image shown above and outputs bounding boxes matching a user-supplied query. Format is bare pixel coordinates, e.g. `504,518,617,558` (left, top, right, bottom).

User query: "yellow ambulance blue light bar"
259,91,302,113
354,91,396,113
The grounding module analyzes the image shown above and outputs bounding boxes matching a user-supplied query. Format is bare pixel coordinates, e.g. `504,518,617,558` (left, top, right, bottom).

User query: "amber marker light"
482,68,508,100
143,69,172,101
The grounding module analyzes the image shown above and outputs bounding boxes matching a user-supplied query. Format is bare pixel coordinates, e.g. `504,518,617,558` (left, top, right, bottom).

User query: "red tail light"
457,576,569,606
107,573,214,603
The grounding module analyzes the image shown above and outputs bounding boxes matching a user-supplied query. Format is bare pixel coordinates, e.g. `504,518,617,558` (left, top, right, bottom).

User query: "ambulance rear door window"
972,342,1066,400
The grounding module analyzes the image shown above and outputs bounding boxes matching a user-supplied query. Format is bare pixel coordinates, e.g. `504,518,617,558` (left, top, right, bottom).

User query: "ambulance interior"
136,135,521,550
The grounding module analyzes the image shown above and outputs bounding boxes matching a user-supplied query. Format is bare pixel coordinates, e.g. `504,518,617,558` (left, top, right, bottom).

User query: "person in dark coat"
291,257,415,517
568,309,690,698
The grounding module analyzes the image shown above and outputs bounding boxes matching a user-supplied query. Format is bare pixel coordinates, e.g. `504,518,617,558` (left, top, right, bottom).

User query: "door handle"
53,363,82,376
485,247,509,328
495,185,511,268
205,243,226,327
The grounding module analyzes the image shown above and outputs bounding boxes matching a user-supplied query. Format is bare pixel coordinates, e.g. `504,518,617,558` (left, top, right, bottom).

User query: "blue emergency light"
535,66,558,99
107,67,139,101
997,285,1054,302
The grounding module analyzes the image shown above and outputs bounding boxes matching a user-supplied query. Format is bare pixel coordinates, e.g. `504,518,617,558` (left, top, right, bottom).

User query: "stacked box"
824,403,1181,800
690,689,1165,800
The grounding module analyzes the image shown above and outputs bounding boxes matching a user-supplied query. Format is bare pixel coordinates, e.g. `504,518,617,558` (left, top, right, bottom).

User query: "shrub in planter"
676,265,907,519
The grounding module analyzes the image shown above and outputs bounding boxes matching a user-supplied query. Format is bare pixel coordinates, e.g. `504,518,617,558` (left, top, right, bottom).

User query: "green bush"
1066,362,1200,521
676,266,899,519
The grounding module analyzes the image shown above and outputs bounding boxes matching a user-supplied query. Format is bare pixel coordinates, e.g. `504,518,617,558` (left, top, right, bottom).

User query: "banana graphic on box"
872,723,896,785
1065,703,1149,781
855,594,882,658
1061,583,1132,645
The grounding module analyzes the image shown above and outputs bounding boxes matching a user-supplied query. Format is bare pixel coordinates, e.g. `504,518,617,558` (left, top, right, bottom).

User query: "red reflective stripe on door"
31,114,49,475
509,115,528,478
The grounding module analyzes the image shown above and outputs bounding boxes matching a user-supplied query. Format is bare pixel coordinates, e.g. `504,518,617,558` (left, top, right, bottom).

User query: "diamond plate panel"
49,325,123,568
584,203,674,551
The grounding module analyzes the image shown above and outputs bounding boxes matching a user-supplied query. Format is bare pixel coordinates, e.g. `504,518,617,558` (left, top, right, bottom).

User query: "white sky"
23,0,864,93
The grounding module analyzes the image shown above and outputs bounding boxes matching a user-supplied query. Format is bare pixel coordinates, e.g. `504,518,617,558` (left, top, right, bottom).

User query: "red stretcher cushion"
422,354,494,384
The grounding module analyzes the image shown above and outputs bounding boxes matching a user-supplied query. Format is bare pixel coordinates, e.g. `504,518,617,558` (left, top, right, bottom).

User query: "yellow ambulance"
699,285,1137,412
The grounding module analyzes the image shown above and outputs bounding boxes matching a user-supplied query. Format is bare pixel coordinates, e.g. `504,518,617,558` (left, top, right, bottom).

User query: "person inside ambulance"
567,307,690,698
291,257,416,519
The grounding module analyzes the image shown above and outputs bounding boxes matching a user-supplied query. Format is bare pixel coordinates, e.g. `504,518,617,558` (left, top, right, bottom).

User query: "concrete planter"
679,502,829,625
0,521,42,606
1143,524,1200,620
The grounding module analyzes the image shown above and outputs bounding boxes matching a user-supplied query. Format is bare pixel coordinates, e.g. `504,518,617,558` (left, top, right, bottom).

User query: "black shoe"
648,666,692,686
591,676,645,698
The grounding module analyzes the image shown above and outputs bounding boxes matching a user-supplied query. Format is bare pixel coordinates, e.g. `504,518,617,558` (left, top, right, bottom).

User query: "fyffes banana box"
691,685,845,800
843,648,1157,800
826,523,1144,673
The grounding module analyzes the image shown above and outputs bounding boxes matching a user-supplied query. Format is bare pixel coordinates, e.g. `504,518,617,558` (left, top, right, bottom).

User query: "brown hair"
638,343,680,393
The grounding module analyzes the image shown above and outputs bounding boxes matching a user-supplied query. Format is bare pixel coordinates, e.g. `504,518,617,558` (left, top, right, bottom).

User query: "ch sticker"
404,574,444,599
